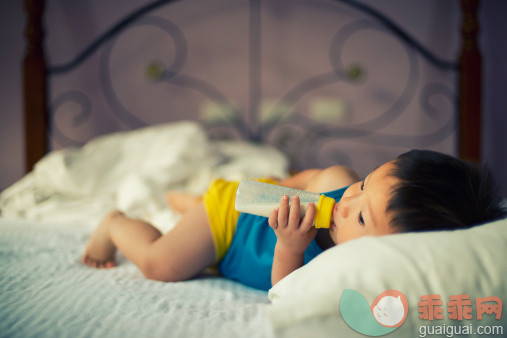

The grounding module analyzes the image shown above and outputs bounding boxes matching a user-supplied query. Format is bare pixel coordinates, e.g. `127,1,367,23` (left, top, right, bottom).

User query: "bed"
3,0,505,337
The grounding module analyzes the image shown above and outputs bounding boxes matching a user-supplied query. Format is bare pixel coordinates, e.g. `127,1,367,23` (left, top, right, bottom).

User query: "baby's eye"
360,181,365,190
358,212,365,226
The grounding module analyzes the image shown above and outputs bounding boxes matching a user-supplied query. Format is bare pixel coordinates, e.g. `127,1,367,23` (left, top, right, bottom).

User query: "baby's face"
328,161,398,244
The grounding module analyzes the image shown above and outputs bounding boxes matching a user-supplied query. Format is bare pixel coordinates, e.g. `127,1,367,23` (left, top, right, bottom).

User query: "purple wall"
1,0,506,196
481,0,507,197
0,0,25,192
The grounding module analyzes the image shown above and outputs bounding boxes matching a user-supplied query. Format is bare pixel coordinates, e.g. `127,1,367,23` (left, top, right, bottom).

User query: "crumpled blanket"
0,121,289,231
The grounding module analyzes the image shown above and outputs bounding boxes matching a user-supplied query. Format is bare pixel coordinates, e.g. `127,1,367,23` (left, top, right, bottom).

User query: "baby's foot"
82,210,121,268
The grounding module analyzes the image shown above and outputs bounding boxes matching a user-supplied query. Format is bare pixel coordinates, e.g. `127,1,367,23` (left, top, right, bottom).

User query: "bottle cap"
315,195,335,228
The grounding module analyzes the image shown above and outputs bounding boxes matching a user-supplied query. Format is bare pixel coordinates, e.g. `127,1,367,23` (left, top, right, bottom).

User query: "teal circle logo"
340,289,409,336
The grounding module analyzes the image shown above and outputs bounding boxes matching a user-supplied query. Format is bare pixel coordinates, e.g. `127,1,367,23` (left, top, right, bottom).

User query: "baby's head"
329,150,506,244
387,149,506,233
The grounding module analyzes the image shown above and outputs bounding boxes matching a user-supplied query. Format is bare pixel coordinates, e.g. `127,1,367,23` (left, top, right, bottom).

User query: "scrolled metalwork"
47,0,460,171
50,90,92,147
100,15,187,128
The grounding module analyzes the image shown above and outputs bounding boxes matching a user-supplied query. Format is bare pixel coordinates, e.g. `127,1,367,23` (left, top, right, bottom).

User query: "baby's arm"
268,165,359,286
268,195,317,286
276,169,322,190
278,166,359,192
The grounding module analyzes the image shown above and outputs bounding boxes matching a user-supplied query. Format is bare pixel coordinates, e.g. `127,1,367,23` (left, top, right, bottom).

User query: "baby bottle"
234,179,335,228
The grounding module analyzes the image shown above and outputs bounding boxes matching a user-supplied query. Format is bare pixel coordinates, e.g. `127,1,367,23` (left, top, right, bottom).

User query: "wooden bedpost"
459,0,481,163
23,0,47,173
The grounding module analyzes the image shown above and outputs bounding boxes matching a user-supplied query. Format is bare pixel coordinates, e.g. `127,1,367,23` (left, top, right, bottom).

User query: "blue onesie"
218,186,348,291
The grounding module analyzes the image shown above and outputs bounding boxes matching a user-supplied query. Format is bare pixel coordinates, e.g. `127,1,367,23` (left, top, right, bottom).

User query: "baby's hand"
268,195,317,255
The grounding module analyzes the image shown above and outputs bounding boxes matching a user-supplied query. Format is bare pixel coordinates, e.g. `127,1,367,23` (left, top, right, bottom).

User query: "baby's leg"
82,201,216,282
166,191,201,214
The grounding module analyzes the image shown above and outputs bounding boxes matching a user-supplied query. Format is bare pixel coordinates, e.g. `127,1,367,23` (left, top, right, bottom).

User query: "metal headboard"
23,0,481,171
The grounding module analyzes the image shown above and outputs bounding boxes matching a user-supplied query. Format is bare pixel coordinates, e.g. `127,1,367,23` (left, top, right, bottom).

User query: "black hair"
387,149,506,233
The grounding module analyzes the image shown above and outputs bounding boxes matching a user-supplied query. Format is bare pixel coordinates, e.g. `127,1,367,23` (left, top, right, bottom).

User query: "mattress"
0,217,274,338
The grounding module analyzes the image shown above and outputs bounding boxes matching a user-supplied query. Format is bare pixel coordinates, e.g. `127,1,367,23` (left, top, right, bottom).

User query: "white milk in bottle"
234,179,335,228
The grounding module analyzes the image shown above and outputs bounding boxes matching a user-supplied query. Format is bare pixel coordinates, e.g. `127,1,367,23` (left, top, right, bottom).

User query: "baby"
82,150,506,290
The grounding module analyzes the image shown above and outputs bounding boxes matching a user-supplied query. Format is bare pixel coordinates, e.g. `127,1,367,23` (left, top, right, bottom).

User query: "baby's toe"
105,261,116,268
83,255,97,268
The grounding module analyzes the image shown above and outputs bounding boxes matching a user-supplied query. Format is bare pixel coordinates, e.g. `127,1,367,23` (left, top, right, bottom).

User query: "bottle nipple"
315,195,335,229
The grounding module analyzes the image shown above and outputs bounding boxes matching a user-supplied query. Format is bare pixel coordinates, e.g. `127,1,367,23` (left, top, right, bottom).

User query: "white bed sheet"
0,217,274,338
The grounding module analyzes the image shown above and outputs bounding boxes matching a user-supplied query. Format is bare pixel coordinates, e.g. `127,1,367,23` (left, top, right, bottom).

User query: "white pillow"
266,217,507,338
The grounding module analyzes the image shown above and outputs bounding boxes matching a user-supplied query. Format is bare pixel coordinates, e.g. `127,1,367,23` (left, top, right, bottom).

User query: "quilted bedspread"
0,218,274,338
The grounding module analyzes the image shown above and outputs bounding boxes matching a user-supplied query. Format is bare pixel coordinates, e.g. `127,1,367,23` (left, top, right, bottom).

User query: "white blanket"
0,121,289,232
